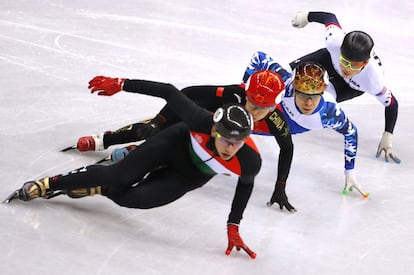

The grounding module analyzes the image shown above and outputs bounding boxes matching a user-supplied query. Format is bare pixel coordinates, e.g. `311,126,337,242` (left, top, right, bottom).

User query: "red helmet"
246,70,285,107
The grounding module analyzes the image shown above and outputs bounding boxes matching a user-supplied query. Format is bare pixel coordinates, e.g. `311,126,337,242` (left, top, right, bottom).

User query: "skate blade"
60,145,77,152
95,155,112,164
45,191,65,199
3,190,19,204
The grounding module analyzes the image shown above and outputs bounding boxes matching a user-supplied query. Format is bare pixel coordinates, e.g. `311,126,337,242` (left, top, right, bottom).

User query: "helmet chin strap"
207,136,219,157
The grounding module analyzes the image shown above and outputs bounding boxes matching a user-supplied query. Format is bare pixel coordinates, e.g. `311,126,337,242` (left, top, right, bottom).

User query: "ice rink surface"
1,1,414,274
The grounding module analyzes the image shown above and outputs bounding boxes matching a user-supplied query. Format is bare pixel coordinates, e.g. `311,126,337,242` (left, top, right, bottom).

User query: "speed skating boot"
18,177,52,201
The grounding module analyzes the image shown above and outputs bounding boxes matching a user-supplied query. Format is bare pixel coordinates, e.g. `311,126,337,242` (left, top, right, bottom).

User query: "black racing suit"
50,80,262,225
105,84,293,184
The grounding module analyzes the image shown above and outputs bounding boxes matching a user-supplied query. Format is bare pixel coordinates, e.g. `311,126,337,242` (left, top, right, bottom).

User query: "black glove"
136,115,165,140
267,181,296,212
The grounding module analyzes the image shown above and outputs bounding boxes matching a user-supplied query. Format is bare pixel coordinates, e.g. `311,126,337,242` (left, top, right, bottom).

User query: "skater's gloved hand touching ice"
343,170,369,198
88,76,125,96
376,131,401,163
225,224,256,259
267,181,296,212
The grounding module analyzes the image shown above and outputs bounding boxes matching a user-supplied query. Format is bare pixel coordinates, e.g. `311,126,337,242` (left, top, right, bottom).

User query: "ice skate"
3,177,52,203
76,134,106,152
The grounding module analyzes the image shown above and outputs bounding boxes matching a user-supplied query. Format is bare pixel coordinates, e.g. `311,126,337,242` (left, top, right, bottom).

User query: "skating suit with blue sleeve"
242,53,358,170
281,81,357,170
243,51,293,83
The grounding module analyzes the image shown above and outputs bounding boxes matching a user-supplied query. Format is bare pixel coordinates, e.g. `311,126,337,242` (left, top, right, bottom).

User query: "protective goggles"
216,132,245,148
339,54,366,71
246,100,276,111
294,89,323,101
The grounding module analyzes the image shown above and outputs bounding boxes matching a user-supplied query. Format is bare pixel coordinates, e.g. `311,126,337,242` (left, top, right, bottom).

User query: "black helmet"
213,103,253,140
340,31,374,62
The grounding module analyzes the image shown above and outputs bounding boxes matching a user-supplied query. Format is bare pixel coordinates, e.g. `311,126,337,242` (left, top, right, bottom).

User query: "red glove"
225,224,256,259
88,76,125,96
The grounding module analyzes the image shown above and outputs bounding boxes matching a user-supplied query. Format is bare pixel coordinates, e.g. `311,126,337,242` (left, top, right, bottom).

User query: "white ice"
1,1,414,274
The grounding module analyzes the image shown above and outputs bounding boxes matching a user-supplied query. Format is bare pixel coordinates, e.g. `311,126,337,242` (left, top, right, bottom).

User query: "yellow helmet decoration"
293,62,328,94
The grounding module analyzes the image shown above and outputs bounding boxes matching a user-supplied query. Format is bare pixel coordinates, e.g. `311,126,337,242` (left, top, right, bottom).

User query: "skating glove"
376,131,401,163
343,170,369,198
88,76,125,96
111,145,137,163
291,11,309,28
225,224,256,259
267,181,296,212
